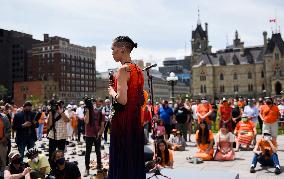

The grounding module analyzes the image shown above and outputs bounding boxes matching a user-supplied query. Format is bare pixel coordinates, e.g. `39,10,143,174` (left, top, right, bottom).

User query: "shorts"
263,122,278,137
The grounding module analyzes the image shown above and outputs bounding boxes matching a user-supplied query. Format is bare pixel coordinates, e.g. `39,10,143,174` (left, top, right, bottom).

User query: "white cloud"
1,0,284,71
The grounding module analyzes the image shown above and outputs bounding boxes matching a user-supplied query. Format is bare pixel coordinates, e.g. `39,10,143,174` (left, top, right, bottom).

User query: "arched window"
261,70,264,78
200,71,206,81
248,71,252,79
234,85,239,92
232,55,240,65
233,73,238,80
200,85,203,93
220,73,224,80
204,85,207,93
262,84,265,90
220,85,225,93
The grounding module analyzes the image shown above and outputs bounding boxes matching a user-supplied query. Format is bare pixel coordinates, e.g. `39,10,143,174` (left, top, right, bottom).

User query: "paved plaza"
13,134,284,179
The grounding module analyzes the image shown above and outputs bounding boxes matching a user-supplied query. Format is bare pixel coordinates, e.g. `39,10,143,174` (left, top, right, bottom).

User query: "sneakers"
275,167,281,175
250,166,256,173
83,169,89,177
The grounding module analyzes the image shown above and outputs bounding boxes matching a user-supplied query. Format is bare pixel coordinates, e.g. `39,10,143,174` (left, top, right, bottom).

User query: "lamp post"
166,72,178,100
262,90,267,98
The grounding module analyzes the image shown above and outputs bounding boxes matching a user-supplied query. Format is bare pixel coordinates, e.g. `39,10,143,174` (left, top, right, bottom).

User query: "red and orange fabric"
218,104,232,121
235,120,255,145
258,138,278,159
196,103,213,125
260,105,279,124
194,130,214,160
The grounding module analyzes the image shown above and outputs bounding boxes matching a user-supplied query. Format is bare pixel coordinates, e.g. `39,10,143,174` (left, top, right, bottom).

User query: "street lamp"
262,90,267,97
166,72,178,100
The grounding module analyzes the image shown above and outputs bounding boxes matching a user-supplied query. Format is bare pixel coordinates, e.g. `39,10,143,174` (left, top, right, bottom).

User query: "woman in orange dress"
108,36,145,179
194,121,214,160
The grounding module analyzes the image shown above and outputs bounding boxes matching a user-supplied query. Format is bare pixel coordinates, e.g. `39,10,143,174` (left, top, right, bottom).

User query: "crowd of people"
0,95,283,178
148,96,284,175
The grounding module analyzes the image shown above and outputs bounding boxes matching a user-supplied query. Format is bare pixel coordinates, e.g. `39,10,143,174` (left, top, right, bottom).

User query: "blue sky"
1,0,283,71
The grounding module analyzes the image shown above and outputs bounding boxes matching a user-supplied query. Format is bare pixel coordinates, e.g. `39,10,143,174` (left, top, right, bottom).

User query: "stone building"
191,21,284,98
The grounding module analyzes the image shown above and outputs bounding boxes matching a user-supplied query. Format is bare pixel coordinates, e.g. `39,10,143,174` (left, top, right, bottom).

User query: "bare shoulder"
119,64,131,73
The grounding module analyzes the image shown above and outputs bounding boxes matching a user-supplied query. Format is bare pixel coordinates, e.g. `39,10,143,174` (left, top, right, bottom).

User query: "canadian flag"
270,19,276,23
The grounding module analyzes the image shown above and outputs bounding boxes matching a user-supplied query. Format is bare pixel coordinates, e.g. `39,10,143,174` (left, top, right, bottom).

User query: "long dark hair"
198,121,210,144
156,139,169,165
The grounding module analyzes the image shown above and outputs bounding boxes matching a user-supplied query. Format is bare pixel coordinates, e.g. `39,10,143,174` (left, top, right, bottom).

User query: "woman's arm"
84,109,89,124
108,65,130,105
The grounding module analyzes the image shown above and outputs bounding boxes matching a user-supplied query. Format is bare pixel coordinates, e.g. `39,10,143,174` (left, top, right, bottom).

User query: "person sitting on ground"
4,150,31,179
250,129,281,175
168,130,186,151
234,114,256,151
194,121,214,161
154,139,174,168
49,150,81,179
155,119,166,140
214,123,235,161
26,148,50,178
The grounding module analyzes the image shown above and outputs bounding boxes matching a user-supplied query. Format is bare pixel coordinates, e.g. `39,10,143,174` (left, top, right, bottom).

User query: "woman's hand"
108,86,116,97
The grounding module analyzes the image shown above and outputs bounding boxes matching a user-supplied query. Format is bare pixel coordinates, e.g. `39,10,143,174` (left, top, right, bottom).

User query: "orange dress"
108,63,145,179
194,130,214,160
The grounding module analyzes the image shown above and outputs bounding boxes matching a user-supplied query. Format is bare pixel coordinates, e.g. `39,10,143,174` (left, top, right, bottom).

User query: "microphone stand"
147,164,172,179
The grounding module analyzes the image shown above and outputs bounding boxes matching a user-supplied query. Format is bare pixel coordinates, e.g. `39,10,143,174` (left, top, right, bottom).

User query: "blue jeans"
37,123,44,140
251,153,280,168
17,137,35,159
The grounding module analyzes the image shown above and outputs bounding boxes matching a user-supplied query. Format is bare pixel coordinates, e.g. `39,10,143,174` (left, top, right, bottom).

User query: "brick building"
28,34,96,103
0,28,40,99
13,80,58,107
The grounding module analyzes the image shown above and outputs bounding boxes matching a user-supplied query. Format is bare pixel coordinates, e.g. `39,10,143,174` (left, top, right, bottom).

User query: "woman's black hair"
156,139,169,165
50,150,64,171
113,36,138,51
197,120,210,144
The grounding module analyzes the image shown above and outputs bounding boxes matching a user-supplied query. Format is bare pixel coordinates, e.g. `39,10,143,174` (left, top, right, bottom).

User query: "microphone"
142,63,157,71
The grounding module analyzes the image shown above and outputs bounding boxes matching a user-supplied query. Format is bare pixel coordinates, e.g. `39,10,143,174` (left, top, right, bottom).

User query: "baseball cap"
8,150,20,159
263,129,271,135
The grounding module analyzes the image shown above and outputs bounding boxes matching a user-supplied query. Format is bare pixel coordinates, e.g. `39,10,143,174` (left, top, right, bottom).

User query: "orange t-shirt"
260,105,279,124
38,112,46,124
238,101,245,108
195,130,214,151
258,138,277,159
219,105,232,121
235,120,255,134
0,118,4,139
196,103,212,124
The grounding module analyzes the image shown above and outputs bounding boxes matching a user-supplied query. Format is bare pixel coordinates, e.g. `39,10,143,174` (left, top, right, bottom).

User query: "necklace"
123,61,132,65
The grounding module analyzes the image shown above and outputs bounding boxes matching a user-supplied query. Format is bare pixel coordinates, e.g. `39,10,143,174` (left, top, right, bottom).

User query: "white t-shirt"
191,104,198,120
278,104,284,119
76,106,85,119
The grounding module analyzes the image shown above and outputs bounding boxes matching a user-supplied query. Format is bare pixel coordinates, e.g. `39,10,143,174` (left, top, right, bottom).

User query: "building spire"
197,8,201,25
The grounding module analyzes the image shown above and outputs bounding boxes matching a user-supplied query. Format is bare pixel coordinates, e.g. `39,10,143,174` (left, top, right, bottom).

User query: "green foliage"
27,95,43,108
0,85,8,99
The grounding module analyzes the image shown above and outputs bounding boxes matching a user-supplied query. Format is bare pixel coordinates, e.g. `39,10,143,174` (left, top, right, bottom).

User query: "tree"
27,95,43,108
0,85,8,100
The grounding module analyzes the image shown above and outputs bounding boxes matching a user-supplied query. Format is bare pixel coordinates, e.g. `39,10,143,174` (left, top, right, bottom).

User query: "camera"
48,99,64,114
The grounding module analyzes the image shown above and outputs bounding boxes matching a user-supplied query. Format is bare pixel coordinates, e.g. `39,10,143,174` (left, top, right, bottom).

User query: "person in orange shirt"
238,97,245,109
196,97,213,129
218,99,233,132
194,121,214,160
259,97,279,140
37,107,46,141
154,139,173,168
234,114,256,151
250,129,281,175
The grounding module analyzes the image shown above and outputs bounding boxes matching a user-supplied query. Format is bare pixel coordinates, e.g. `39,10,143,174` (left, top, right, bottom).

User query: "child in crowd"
155,119,166,140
